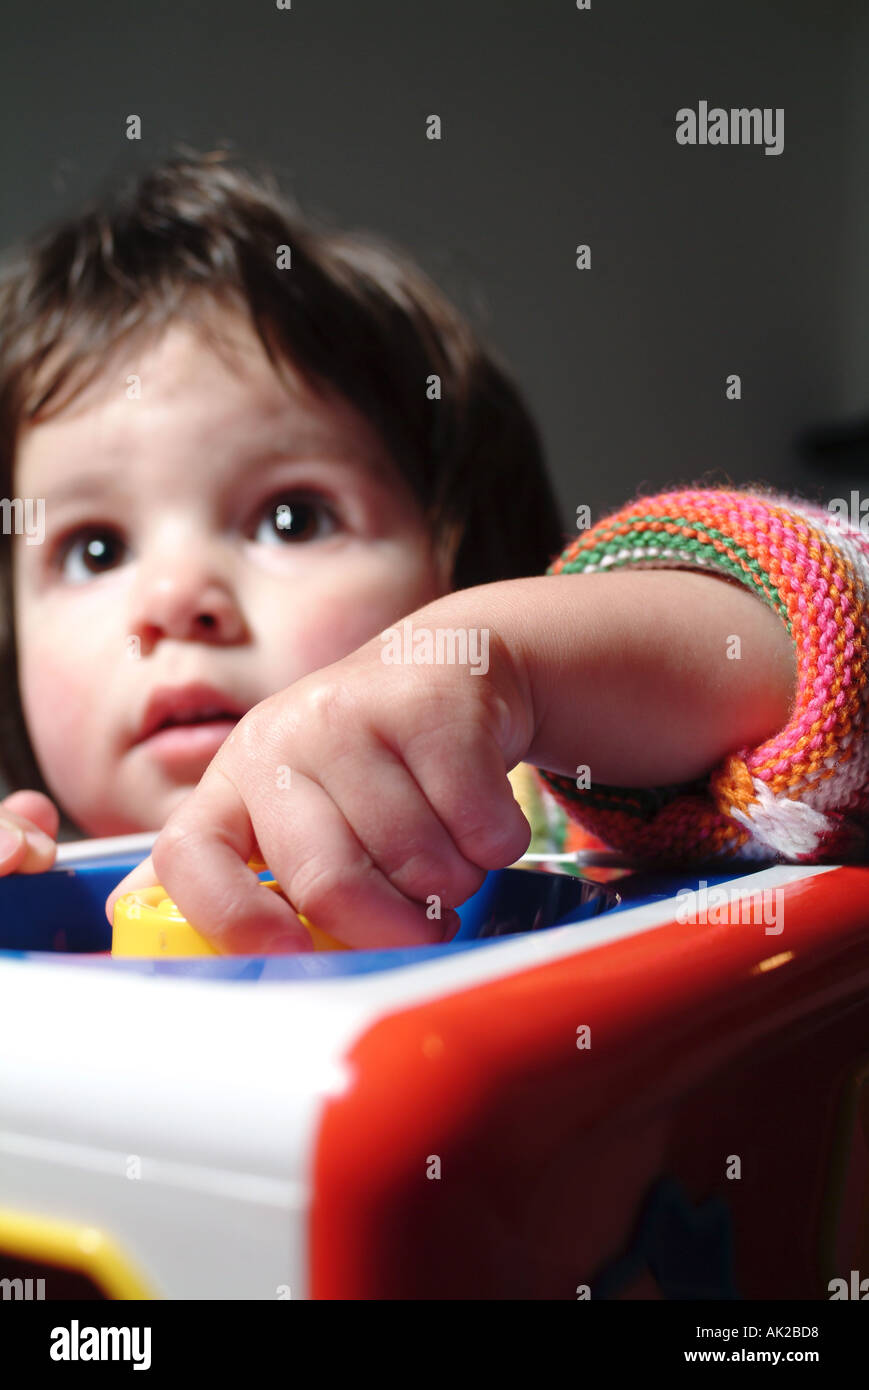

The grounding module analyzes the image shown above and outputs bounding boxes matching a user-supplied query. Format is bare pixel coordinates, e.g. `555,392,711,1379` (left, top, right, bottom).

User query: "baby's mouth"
132,683,249,749
132,715,242,774
148,708,240,736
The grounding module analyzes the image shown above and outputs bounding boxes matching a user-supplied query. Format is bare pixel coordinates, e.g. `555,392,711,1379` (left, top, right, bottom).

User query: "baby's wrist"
388,582,541,767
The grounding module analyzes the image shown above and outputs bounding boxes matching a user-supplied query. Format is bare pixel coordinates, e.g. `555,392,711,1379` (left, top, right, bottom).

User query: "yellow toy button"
112,873,347,956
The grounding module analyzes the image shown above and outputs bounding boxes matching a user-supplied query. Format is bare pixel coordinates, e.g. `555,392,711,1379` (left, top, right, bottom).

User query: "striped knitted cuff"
536,488,869,864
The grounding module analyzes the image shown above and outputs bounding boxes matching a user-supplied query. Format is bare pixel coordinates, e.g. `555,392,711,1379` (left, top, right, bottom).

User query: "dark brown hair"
0,146,564,819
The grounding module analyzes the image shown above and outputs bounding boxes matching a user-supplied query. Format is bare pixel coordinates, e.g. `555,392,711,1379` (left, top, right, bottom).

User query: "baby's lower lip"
136,720,239,768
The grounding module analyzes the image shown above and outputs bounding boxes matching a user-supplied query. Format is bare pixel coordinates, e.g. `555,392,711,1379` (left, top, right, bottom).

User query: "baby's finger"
1,791,60,841
315,737,486,909
105,845,308,953
254,769,450,949
105,853,158,925
403,724,531,870
0,807,57,874
149,765,315,954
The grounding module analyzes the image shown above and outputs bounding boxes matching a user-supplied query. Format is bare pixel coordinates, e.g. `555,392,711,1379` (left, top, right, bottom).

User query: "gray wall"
842,1,869,422
1,0,866,526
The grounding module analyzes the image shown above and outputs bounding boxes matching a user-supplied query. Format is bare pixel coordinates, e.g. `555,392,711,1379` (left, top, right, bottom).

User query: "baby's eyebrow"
31,443,391,512
235,445,394,484
35,472,131,506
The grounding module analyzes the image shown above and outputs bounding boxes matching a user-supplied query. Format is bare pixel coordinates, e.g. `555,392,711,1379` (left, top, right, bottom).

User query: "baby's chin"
156,783,199,826
68,781,198,838
140,781,202,833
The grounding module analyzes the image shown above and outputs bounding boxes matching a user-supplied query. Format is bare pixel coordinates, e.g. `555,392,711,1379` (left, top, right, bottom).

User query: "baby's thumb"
0,795,59,873
1,790,60,840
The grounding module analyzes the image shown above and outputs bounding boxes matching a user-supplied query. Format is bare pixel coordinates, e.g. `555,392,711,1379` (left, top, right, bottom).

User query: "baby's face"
12,312,445,834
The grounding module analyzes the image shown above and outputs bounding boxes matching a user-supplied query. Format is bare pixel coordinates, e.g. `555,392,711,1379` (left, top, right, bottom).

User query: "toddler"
0,149,865,952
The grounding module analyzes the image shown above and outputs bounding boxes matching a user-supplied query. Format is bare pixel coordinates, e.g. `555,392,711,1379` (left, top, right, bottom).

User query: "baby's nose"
129,566,248,647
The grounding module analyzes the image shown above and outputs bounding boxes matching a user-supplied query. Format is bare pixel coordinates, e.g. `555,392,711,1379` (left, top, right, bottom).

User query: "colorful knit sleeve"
535,488,869,865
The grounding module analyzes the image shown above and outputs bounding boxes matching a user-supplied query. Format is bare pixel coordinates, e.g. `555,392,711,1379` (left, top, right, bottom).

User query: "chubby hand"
105,600,534,953
0,790,59,874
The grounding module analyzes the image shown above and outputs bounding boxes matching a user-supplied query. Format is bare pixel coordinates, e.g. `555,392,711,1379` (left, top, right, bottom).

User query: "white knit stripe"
724,774,831,859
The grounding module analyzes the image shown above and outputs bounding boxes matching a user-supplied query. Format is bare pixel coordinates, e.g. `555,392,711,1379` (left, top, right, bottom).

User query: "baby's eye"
252,495,337,545
57,527,129,581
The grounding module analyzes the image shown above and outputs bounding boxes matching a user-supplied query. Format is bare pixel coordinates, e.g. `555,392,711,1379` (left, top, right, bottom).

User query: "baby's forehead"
15,320,392,492
31,316,310,425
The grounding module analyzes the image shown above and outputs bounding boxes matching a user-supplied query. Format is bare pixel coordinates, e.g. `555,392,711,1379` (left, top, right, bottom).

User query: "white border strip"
54,833,158,866
0,1129,304,1212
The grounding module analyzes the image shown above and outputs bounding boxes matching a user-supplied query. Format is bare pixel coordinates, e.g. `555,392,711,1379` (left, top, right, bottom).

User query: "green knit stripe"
550,515,791,631
538,772,682,820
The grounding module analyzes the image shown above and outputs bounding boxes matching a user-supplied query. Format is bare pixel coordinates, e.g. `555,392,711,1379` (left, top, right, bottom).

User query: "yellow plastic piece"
0,1206,155,1299
112,868,348,956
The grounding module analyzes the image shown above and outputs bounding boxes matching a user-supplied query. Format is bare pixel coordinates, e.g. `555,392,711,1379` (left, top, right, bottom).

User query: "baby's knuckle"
299,677,354,729
153,817,200,870
452,814,516,865
421,866,485,912
474,678,516,749
387,844,446,896
231,705,274,764
286,848,370,916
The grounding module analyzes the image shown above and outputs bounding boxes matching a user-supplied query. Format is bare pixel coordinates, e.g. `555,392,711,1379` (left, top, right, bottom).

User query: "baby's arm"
526,488,869,864
460,569,797,787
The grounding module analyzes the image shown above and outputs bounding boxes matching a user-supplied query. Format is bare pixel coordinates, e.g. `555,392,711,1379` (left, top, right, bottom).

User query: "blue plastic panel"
0,853,770,980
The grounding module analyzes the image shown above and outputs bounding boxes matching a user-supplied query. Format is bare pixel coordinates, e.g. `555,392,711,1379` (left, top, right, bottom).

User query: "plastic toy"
112,871,349,956
1,839,868,1300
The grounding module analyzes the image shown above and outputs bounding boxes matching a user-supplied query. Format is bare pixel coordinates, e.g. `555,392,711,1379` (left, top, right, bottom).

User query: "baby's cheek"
268,589,400,681
18,637,99,782
294,593,387,668
267,574,432,682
